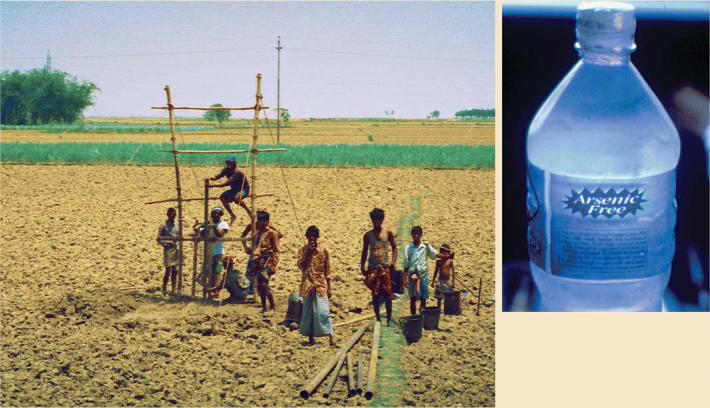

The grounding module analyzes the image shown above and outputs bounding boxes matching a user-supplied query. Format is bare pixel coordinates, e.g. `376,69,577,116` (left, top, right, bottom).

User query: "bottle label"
527,163,676,280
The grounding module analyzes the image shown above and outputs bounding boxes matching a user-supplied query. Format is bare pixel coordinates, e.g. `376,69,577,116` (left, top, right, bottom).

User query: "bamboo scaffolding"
156,148,286,154
364,321,381,400
322,353,346,399
151,105,269,111
148,73,284,301
300,323,369,399
346,351,356,397
145,193,273,205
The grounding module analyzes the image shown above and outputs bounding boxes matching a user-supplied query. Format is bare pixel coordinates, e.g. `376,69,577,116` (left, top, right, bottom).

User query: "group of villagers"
157,156,457,346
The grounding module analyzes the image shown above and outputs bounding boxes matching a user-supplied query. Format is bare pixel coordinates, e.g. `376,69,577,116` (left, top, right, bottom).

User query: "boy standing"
200,206,229,299
432,244,456,309
360,208,397,326
157,207,180,295
298,225,337,346
206,155,251,224
240,212,283,297
402,226,440,315
243,210,281,312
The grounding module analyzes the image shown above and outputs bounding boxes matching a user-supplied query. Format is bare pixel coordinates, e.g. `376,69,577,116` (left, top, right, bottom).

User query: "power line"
282,35,488,50
1,48,270,60
286,47,491,63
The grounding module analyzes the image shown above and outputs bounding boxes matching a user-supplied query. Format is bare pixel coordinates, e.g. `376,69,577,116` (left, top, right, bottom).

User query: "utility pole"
45,50,51,72
276,36,282,144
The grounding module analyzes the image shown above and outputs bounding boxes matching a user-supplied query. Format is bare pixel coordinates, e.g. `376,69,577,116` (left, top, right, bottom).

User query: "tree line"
1,68,99,125
454,108,494,118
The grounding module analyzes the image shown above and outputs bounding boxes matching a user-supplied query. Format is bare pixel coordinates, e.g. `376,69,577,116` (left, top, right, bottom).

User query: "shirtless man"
432,244,456,309
360,208,397,326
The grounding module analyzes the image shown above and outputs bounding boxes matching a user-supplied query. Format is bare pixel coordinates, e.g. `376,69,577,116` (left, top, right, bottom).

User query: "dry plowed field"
0,164,494,407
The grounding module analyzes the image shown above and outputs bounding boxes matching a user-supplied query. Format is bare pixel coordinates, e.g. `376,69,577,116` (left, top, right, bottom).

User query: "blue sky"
1,1,495,119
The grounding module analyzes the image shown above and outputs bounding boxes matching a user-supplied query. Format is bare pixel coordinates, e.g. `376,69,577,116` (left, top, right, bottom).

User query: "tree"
273,107,290,127
203,103,231,126
0,68,98,125
430,110,440,119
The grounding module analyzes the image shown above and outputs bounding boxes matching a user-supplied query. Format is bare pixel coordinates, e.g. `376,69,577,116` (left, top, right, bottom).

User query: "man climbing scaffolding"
205,155,251,225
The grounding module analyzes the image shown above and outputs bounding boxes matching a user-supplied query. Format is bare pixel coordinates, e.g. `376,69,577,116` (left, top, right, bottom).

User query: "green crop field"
0,142,494,169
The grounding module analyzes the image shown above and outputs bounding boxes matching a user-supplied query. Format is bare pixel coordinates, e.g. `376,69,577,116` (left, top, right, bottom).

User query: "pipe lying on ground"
322,353,346,399
347,351,356,397
357,353,364,394
333,313,375,328
300,323,369,399
364,321,381,400
476,276,483,316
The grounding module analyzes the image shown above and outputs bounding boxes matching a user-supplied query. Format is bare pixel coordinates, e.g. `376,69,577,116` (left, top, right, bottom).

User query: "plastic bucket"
400,315,423,343
286,299,303,322
422,306,441,330
444,290,462,315
391,269,405,294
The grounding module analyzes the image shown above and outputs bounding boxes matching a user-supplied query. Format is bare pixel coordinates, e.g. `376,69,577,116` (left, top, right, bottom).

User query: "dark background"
502,4,709,311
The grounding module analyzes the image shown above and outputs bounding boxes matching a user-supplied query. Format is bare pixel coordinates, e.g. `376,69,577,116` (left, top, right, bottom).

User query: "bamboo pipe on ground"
357,353,364,395
346,351,356,397
299,323,369,399
333,313,375,328
364,321,381,400
322,353,346,399
476,277,483,316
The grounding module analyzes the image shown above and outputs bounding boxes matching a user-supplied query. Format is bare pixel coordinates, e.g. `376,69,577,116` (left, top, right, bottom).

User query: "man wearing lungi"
156,207,180,295
298,225,337,347
360,208,397,326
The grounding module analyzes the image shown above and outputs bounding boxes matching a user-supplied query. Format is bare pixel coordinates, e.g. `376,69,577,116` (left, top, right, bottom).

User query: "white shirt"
403,242,437,276
212,220,229,255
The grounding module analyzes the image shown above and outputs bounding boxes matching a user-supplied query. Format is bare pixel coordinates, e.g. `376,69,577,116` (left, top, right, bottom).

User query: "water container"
400,315,423,343
285,291,303,323
444,291,462,315
422,306,441,330
526,2,679,311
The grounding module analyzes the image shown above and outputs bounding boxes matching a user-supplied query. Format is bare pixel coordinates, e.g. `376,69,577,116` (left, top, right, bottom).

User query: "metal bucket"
444,290,462,315
400,315,423,343
422,306,441,330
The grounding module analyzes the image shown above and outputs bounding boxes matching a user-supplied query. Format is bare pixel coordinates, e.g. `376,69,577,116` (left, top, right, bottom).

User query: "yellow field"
0,117,494,145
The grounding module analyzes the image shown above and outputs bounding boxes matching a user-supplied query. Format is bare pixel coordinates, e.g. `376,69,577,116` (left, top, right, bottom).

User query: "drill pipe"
357,353,364,394
300,323,369,399
347,351,356,397
322,353,346,399
364,321,382,400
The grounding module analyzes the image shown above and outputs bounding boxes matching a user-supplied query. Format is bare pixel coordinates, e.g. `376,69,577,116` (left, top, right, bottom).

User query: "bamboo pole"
151,105,269,111
159,237,251,243
346,351,356,397
454,275,476,295
164,85,183,296
333,313,375,328
357,353,364,395
156,148,286,154
248,74,261,268
146,194,274,205
192,236,198,297
202,180,210,299
322,353,345,399
300,323,369,399
364,321,381,400
476,276,482,316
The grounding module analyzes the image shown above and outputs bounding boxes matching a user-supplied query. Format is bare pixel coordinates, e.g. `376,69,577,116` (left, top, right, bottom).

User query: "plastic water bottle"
526,2,680,311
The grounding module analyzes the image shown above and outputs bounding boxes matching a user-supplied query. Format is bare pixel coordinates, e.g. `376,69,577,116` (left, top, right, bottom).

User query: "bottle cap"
575,2,636,53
